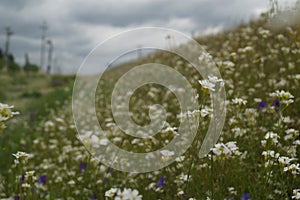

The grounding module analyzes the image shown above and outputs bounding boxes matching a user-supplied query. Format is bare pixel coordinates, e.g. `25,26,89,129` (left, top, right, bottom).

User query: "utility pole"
24,52,30,66
39,21,47,71
46,39,53,74
24,53,30,76
4,27,13,69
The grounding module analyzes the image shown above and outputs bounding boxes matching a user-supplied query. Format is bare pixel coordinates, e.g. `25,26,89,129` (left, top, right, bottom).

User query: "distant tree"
23,53,39,74
0,58,4,70
24,63,39,73
8,53,14,62
5,53,20,72
0,49,4,70
8,62,20,72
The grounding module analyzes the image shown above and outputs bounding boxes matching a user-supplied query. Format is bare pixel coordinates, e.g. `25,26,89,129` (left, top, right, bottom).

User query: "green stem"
184,111,195,195
210,152,214,199
210,92,217,200
184,92,204,196
184,128,202,194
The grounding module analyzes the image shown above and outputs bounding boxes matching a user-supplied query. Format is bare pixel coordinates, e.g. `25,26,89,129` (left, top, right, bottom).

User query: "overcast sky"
0,0,273,74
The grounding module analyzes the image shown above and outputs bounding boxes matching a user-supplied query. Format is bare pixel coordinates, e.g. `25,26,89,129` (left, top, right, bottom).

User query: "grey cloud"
70,0,267,28
0,0,33,11
0,0,270,73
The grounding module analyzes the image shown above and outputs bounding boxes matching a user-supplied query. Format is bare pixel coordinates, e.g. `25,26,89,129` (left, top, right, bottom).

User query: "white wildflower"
278,156,296,166
67,180,75,185
231,98,247,106
292,189,300,199
269,90,294,105
199,79,216,92
105,188,118,198
258,28,271,38
123,188,142,200
198,52,212,62
228,187,237,195
262,150,280,159
160,150,175,161
199,76,224,92
115,188,142,200
21,183,31,188
12,151,32,165
284,129,299,141
265,131,280,144
284,163,300,175
0,103,18,134
211,141,241,159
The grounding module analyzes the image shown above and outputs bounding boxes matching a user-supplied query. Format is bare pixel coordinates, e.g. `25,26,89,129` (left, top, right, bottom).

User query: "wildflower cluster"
1,12,300,200
105,188,142,200
269,90,294,105
0,103,18,134
211,141,242,160
198,75,224,93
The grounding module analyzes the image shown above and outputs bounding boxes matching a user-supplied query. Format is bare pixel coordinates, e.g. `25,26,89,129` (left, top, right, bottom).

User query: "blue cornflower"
38,175,47,184
20,174,25,182
79,162,88,173
241,193,250,200
258,101,268,111
272,99,280,112
90,193,97,200
157,176,166,188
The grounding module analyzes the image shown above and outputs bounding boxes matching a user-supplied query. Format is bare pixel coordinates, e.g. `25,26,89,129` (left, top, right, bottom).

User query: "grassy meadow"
0,14,300,200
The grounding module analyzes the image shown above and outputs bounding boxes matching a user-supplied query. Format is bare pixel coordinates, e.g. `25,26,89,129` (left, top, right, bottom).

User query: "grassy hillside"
0,71,74,173
0,14,300,199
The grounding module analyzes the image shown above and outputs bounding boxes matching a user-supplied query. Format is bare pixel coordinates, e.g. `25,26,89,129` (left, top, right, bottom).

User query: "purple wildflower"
90,193,97,200
15,195,20,200
20,174,25,182
38,175,47,184
79,162,88,173
258,101,268,111
157,176,166,188
241,193,250,200
272,99,280,112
